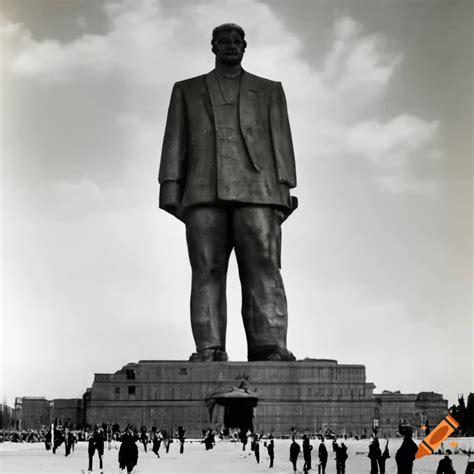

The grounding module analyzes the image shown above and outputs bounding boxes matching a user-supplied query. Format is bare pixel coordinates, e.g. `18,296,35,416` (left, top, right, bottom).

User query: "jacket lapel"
204,70,226,107
239,70,262,172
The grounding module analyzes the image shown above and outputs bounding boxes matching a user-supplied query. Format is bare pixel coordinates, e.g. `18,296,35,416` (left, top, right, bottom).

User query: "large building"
86,359,448,438
13,397,83,430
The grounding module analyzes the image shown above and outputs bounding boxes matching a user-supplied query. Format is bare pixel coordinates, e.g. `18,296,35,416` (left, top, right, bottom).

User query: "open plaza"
1,436,473,473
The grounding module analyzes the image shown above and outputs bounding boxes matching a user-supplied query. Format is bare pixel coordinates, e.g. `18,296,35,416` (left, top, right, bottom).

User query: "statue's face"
213,29,245,65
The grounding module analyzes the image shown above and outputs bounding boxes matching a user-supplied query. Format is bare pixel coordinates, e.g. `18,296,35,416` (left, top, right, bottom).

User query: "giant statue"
159,23,297,362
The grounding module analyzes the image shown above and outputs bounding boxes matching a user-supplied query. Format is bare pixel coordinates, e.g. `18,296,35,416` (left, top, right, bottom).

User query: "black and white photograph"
1,0,472,473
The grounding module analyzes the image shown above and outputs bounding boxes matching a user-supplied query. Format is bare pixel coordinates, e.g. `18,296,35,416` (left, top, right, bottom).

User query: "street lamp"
372,418,379,436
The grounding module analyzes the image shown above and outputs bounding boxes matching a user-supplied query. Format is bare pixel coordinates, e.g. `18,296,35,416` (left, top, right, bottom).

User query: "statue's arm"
269,82,297,189
158,83,187,221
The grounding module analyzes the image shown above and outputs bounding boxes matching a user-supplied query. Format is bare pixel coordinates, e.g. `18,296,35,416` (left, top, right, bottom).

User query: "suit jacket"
159,69,297,210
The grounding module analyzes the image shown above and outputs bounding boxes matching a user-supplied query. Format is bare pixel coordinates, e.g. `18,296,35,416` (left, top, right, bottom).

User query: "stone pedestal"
87,359,377,437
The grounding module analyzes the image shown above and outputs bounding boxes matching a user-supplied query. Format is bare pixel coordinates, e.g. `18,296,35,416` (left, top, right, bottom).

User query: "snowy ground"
1,437,473,473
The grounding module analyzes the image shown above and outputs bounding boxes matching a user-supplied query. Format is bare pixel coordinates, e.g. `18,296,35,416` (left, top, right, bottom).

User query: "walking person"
252,432,260,463
87,426,104,472
266,436,275,468
437,449,456,474
64,428,74,457
368,437,381,473
302,434,313,472
177,426,186,454
290,438,301,472
378,440,390,474
119,428,139,473
151,427,162,457
162,428,171,453
395,428,418,474
140,426,148,453
335,442,348,474
318,438,328,474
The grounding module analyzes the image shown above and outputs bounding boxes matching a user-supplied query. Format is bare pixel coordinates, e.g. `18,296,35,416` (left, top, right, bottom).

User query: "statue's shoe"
248,347,296,362
189,349,228,362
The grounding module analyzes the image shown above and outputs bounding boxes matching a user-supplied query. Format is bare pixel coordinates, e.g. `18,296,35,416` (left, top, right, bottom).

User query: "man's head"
211,23,246,65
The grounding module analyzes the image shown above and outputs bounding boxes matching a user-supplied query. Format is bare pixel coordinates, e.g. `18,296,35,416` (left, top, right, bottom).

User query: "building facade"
86,359,448,438
13,397,84,430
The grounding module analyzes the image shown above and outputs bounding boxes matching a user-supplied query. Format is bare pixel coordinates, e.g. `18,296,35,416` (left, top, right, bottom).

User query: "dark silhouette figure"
267,437,275,468
335,442,348,474
159,23,298,363
290,439,301,472
52,427,64,454
251,432,260,463
140,426,148,452
151,427,162,457
178,426,186,454
437,449,456,474
119,429,138,473
302,434,313,472
161,429,171,453
87,427,104,472
378,440,390,474
395,431,418,474
318,439,328,474
64,429,74,457
368,437,382,473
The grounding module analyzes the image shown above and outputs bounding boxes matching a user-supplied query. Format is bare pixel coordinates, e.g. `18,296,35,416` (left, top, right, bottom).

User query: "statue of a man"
159,23,297,362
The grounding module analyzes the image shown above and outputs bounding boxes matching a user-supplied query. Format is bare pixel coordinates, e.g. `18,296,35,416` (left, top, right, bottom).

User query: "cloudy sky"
1,0,472,408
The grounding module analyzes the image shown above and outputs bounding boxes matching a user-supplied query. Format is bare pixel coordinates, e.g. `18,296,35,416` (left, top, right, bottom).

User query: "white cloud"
1,1,455,404
2,2,441,196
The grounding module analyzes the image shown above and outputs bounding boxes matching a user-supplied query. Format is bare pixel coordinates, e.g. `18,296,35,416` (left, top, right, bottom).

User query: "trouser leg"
186,207,232,352
233,206,289,359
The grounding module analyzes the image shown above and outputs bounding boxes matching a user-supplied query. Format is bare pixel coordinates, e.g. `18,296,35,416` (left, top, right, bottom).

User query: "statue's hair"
211,23,246,48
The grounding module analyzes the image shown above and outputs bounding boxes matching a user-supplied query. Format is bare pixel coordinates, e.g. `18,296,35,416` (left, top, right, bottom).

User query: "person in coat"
378,440,390,474
395,430,418,474
302,434,313,471
290,438,301,472
266,436,275,468
368,437,382,473
119,428,139,473
319,438,329,474
335,442,348,474
87,426,104,472
159,23,298,363
437,449,456,474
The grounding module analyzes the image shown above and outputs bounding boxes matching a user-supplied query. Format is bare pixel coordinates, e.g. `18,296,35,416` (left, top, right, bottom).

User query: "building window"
114,387,121,394
128,386,136,395
126,369,136,380
179,368,188,375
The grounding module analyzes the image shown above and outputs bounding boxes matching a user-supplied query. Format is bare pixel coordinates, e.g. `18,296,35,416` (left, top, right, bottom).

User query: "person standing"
395,429,418,474
87,426,104,472
151,427,162,457
318,438,328,474
437,449,456,474
177,426,186,454
302,434,313,472
378,440,390,474
140,426,148,453
335,442,348,474
119,428,139,474
266,436,275,468
290,438,301,472
368,437,381,473
252,432,260,463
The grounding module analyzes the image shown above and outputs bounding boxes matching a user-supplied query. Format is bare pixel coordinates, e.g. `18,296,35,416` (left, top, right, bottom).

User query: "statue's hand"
159,181,186,223
162,203,186,223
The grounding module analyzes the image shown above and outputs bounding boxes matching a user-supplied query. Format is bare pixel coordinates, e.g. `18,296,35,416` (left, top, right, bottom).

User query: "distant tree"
449,393,474,436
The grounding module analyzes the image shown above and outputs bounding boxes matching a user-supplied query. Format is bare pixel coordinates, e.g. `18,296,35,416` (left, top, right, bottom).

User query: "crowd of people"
2,422,474,472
